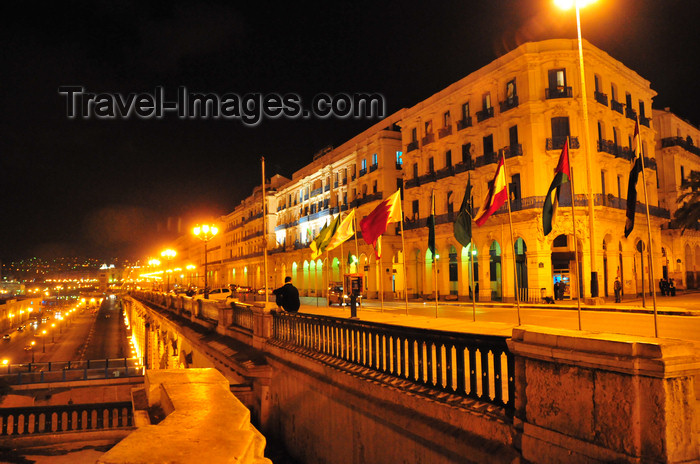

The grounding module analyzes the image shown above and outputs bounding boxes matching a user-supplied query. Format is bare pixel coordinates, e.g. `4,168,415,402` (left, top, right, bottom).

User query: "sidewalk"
290,290,700,338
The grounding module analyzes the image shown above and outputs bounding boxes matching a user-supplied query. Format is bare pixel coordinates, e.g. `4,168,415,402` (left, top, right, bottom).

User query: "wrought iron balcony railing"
476,107,494,123
421,133,435,146
611,100,624,114
546,136,579,151
456,117,472,131
407,140,419,152
594,91,608,106
499,96,519,113
545,86,572,99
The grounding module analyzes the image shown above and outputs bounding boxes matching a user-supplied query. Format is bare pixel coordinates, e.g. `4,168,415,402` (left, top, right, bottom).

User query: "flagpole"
353,212,361,308
637,117,659,337
400,214,409,315
501,155,522,324
379,240,384,312
470,237,477,322
432,189,438,318
261,157,269,306
326,250,330,307
565,137,583,330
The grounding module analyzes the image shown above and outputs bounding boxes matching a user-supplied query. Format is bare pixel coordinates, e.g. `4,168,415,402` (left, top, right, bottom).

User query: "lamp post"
555,0,601,301
193,224,219,299
42,330,46,353
161,249,177,292
186,264,196,288
148,259,161,291
30,341,35,363
51,323,55,343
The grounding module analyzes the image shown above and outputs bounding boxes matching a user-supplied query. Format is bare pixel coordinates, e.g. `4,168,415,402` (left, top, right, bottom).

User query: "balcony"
476,107,494,123
640,116,651,128
454,159,475,174
342,177,348,185
369,163,378,173
597,139,617,155
594,194,669,219
475,151,499,168
594,91,608,106
546,136,580,151
545,86,572,99
625,107,637,121
310,187,322,197
611,100,623,114
405,178,420,189
421,133,435,146
324,184,330,192
436,165,455,180
456,117,472,131
334,181,339,188
395,161,403,170
351,174,356,181
499,96,519,113
407,140,419,152
359,168,367,177
661,136,700,157
500,143,523,159
438,125,453,139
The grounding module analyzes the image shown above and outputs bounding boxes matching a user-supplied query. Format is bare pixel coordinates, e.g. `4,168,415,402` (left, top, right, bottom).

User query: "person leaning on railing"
273,276,300,313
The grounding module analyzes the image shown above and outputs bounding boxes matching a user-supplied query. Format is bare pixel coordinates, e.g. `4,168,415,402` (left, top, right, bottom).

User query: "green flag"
543,140,571,236
428,191,436,258
453,173,473,247
309,215,340,259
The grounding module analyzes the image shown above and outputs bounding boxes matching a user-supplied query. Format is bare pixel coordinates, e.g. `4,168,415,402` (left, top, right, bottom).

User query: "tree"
671,170,700,234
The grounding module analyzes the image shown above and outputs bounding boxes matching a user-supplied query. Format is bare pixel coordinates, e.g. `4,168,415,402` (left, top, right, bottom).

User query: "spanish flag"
360,190,402,258
474,154,508,226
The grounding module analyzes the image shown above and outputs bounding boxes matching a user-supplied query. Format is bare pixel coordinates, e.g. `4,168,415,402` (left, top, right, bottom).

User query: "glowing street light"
42,330,47,352
161,249,177,292
30,341,36,363
193,224,218,299
555,0,601,301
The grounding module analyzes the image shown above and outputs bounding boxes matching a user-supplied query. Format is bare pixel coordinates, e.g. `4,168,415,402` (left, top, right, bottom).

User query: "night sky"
2,0,698,261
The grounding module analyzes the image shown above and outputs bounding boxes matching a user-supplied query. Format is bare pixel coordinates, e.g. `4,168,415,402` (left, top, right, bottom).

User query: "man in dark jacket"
273,276,300,312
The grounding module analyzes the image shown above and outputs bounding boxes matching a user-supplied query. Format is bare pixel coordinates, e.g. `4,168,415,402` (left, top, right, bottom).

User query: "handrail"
271,312,514,410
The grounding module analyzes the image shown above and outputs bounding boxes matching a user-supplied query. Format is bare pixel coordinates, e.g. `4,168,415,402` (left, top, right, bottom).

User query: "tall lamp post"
42,330,47,353
193,224,219,299
555,0,601,301
161,249,177,293
186,264,196,288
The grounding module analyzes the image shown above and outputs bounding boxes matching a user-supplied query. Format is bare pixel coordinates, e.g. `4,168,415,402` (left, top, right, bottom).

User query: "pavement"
290,290,700,339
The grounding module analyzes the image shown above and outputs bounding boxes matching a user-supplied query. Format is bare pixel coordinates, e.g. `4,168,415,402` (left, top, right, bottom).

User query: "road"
0,295,131,365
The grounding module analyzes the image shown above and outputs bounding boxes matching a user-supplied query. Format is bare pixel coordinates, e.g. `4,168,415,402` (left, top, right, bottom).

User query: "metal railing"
456,117,472,131
271,312,514,409
545,86,572,99
499,96,518,112
0,358,144,385
594,91,608,106
231,303,254,331
476,107,494,122
0,402,133,436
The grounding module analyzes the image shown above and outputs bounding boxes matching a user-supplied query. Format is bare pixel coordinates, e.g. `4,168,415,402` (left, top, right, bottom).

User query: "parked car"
194,288,232,300
256,287,273,295
328,284,362,306
2,334,10,341
234,286,253,294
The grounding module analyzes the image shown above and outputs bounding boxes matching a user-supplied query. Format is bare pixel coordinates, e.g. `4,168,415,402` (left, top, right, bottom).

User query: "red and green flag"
359,190,402,259
542,139,571,236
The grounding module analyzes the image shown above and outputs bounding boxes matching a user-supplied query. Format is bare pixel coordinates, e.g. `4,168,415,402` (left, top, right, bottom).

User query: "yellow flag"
325,209,356,252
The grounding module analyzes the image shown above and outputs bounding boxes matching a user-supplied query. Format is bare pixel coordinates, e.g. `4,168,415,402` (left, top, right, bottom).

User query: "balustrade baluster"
456,345,466,395
480,349,491,401
468,348,478,398
493,348,504,405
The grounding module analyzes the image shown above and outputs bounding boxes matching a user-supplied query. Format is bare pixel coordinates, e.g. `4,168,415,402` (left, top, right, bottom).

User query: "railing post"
251,302,276,350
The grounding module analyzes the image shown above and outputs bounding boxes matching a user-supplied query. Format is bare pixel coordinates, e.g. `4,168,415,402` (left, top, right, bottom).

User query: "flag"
428,191,436,258
474,154,508,226
326,209,355,252
625,120,642,237
309,215,340,259
359,189,402,258
542,139,571,236
453,173,473,247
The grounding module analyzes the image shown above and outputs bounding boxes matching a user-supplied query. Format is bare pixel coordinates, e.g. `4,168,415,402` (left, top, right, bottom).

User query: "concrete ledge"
97,369,271,464
509,325,700,378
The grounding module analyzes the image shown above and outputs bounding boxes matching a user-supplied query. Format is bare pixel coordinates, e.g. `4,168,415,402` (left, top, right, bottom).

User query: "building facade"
159,39,698,303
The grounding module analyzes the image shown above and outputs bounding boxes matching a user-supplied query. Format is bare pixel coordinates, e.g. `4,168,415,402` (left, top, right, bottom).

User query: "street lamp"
186,264,196,288
42,330,46,353
161,249,177,292
30,341,36,363
51,323,55,343
555,0,601,301
193,224,219,299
